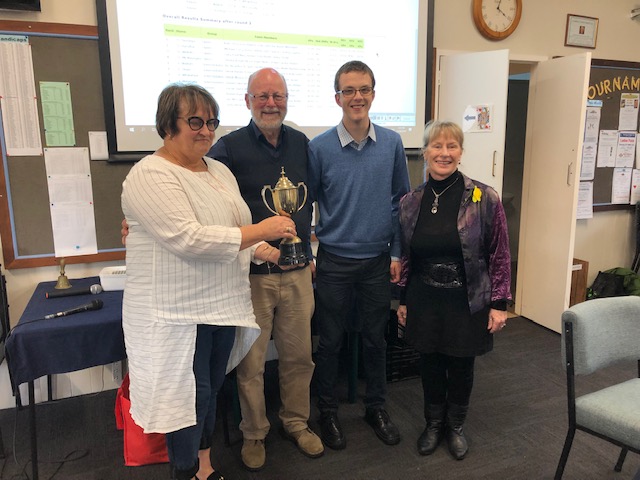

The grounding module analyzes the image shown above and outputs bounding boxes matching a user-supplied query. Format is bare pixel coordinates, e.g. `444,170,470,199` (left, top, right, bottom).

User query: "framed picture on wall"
565,14,599,49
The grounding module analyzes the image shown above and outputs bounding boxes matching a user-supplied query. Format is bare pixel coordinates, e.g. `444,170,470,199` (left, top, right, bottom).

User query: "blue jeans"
314,247,390,412
166,324,235,477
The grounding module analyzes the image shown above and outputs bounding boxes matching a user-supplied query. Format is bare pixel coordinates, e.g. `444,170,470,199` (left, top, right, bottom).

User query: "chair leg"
614,447,628,472
554,428,575,480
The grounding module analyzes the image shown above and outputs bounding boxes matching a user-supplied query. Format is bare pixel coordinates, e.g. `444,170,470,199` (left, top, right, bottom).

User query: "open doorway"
502,63,532,308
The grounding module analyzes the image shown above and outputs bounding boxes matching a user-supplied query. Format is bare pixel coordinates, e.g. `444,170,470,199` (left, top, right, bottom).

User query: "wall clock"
472,0,522,40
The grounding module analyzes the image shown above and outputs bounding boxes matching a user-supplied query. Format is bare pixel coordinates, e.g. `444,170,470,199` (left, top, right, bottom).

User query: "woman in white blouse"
121,83,296,480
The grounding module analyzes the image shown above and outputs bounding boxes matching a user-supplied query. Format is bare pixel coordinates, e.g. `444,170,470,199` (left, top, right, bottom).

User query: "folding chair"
555,296,640,479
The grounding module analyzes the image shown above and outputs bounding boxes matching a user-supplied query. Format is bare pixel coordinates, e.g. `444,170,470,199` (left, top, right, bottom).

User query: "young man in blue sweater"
308,60,410,449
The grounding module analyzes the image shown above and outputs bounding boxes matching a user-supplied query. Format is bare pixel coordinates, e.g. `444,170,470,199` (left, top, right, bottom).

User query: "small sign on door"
462,105,493,133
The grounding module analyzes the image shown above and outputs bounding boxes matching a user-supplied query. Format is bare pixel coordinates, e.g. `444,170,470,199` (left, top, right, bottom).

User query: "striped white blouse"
121,154,260,433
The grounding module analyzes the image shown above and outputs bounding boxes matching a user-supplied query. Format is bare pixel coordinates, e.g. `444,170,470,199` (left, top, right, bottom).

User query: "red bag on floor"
115,373,169,466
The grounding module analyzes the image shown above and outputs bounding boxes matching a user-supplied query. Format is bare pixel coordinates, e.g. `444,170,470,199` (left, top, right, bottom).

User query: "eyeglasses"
247,92,288,104
336,86,374,98
179,116,220,132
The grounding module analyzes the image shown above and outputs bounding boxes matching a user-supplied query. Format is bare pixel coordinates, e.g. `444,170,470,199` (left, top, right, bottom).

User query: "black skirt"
404,273,493,357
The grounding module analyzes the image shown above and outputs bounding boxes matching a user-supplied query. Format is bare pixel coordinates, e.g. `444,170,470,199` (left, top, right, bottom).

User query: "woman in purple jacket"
397,120,511,461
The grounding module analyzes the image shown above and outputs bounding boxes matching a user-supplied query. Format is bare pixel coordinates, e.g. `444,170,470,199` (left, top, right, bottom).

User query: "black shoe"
446,426,468,460
196,472,225,480
446,403,469,460
418,424,444,456
319,412,346,450
417,404,446,456
364,407,401,445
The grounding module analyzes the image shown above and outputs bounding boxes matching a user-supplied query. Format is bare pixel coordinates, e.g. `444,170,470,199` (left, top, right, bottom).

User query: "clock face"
482,0,518,33
473,0,522,40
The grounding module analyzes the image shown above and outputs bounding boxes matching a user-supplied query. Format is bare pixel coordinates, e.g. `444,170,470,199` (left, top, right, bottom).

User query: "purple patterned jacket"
398,172,512,314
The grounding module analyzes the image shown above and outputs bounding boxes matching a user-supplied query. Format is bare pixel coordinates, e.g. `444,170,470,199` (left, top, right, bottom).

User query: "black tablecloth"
5,276,126,388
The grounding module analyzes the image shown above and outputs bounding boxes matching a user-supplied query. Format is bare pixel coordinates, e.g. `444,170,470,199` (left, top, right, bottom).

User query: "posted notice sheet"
0,39,43,156
44,147,98,257
576,182,593,219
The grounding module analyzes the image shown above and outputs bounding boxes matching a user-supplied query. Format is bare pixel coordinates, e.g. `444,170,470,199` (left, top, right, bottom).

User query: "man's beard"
254,109,285,131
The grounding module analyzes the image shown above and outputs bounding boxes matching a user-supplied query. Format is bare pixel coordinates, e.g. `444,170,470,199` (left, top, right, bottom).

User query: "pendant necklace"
430,176,459,214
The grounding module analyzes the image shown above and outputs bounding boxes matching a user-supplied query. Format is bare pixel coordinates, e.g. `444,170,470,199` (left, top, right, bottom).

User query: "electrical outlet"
112,361,123,385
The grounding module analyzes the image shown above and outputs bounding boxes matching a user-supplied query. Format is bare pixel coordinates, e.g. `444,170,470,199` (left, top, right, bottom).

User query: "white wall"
0,0,638,407
435,1,640,63
574,210,635,275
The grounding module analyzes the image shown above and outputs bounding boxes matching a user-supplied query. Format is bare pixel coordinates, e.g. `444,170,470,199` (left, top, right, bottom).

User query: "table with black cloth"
5,276,126,480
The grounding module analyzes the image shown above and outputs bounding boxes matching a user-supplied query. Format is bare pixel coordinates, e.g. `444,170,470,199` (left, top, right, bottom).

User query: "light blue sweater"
308,124,410,259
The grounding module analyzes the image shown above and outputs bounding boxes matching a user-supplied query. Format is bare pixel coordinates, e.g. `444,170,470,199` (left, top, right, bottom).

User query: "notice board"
588,59,640,210
0,21,131,268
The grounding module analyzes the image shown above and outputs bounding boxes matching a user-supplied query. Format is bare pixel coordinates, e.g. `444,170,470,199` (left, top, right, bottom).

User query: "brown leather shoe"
241,439,265,471
281,427,325,458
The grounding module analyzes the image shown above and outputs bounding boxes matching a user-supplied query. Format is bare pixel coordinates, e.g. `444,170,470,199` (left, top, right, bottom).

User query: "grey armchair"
555,296,640,479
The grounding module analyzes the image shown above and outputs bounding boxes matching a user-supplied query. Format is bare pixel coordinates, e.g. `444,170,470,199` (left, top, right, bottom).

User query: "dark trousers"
420,352,475,408
314,247,391,411
166,324,236,474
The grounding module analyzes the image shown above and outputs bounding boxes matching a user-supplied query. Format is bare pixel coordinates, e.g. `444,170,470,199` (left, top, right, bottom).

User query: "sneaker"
281,427,325,458
241,438,265,471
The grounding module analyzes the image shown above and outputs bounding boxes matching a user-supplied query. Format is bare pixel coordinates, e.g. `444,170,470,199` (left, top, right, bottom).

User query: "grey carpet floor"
0,316,638,480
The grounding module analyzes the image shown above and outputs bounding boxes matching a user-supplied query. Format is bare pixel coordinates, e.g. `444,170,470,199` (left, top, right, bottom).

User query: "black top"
411,171,465,268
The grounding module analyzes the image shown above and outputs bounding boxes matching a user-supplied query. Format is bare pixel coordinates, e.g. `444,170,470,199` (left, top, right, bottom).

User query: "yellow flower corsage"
472,186,482,203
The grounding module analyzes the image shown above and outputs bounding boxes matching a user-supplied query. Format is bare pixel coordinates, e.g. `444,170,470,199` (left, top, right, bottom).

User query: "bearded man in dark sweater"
207,68,322,471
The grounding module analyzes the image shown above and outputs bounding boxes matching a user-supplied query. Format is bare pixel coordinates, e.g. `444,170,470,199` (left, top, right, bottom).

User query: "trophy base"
279,238,308,266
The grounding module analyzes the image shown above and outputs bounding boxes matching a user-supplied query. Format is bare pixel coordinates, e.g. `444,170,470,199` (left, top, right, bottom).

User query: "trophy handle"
297,183,308,212
261,186,279,215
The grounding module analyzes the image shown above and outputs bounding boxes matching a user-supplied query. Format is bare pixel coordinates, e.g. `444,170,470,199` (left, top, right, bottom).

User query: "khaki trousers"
237,266,315,439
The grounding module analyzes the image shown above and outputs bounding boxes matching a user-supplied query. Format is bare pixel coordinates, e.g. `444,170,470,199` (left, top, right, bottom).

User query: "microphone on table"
45,284,103,299
44,299,104,320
